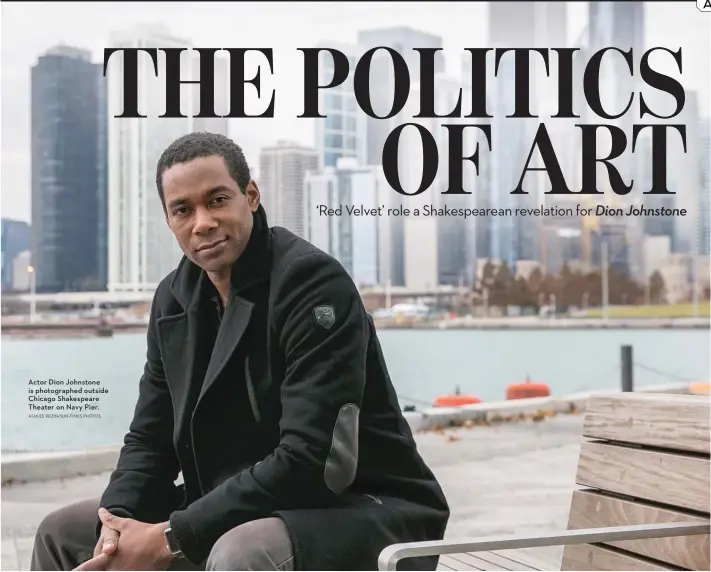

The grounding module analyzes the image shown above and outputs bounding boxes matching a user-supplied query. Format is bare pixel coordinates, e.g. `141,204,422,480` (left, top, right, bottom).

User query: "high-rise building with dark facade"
31,45,107,292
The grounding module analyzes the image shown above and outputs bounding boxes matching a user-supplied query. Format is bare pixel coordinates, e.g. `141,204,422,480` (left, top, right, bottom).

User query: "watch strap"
164,526,184,558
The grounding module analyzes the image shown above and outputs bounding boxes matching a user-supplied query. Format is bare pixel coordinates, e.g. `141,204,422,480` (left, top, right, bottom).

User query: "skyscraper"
637,131,675,240
106,24,230,292
587,1,644,139
485,2,567,267
434,73,476,287
259,141,318,237
671,91,702,255
192,53,230,135
587,2,646,277
304,159,391,287
489,2,567,49
399,74,476,289
31,45,107,292
314,41,367,170
356,27,444,165
357,27,444,287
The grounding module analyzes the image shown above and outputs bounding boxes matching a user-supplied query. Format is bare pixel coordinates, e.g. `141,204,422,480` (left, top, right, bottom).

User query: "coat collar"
169,204,272,310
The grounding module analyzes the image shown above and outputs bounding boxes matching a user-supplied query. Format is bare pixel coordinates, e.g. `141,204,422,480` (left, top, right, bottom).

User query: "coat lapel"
156,306,202,433
196,293,254,408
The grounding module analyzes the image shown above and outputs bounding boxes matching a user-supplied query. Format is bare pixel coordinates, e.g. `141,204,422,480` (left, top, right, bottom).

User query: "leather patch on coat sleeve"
313,305,336,330
324,403,360,494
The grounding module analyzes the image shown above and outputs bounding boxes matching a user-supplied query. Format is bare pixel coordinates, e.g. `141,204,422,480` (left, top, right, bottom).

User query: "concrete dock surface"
2,414,584,571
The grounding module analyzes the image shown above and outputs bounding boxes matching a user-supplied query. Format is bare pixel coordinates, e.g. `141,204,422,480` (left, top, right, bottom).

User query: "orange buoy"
506,381,550,400
433,394,481,407
689,382,710,395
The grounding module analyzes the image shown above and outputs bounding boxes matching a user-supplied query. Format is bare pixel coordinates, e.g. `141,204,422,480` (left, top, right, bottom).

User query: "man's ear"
246,180,261,212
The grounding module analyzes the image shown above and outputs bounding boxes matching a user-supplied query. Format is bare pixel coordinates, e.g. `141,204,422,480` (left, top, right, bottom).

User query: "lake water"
2,328,709,453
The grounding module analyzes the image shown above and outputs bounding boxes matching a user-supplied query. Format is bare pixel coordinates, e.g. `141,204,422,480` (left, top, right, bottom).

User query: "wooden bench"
379,393,711,571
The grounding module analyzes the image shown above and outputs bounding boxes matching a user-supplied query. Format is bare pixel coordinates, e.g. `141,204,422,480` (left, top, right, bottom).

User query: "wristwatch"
164,526,184,559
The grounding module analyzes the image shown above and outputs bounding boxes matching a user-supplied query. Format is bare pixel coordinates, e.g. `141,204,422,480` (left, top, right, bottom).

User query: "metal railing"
378,520,711,571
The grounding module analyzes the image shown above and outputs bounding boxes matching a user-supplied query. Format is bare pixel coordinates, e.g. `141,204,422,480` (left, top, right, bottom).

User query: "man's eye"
173,207,189,216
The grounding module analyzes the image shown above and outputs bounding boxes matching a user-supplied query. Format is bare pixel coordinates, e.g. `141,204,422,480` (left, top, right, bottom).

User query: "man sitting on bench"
30,132,450,571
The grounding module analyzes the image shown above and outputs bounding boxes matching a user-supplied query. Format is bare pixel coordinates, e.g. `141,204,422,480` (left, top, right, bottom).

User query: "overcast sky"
1,1,709,222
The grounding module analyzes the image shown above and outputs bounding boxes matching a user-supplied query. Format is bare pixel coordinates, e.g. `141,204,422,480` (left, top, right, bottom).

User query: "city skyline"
2,1,709,223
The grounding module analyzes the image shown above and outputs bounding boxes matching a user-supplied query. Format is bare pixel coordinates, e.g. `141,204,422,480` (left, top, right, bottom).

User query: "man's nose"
193,208,218,234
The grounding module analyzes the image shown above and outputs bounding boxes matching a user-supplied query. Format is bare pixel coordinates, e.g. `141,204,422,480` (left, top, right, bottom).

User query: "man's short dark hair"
156,132,251,209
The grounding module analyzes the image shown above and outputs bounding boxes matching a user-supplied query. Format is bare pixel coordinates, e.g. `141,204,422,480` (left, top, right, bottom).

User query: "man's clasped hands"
74,508,174,571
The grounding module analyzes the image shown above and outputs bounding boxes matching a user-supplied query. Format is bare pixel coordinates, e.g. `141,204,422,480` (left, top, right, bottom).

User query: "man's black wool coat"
99,205,450,570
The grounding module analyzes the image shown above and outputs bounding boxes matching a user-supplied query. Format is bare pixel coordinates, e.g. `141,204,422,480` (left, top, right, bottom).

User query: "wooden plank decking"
437,548,559,570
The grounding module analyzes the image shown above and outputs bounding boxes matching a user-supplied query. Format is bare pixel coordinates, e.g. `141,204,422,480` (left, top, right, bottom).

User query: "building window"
325,93,341,111
325,152,340,167
325,114,342,130
325,133,343,149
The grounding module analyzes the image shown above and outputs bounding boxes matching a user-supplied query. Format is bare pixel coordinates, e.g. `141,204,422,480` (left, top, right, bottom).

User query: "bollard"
621,345,633,392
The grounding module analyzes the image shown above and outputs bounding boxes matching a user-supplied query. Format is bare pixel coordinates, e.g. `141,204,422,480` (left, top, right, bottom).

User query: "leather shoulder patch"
313,305,336,329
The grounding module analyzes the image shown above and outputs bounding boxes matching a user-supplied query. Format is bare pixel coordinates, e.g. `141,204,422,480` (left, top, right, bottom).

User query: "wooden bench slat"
439,554,485,570
435,549,554,571
561,544,678,571
576,441,710,513
446,553,508,571
472,550,538,570
567,489,709,569
438,550,547,571
582,394,710,454
496,548,560,571
437,556,460,571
